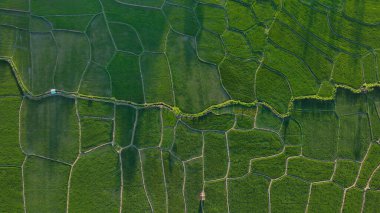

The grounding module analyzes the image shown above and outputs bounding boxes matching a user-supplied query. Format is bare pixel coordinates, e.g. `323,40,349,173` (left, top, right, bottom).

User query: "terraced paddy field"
1,0,380,212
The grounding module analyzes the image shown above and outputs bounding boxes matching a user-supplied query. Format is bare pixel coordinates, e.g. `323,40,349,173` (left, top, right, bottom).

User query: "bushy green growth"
108,22,143,54
70,146,120,212
21,97,79,163
0,61,20,95
30,32,56,94
287,157,335,182
369,168,380,189
337,114,371,161
81,118,113,151
162,151,185,212
222,30,253,58
256,66,291,114
30,16,52,32
46,15,93,31
356,143,380,188
140,53,174,105
362,53,378,83
79,62,112,97
335,88,367,116
344,0,379,24
0,167,23,212
196,29,225,64
246,25,267,52
184,158,203,212
107,52,144,103
172,123,203,160
271,176,309,213
363,190,380,213
332,53,363,89
228,174,269,212
0,97,23,165
163,4,199,36
181,112,234,131
282,118,302,145
342,187,363,213
121,147,151,212
307,182,343,213
226,1,255,31
204,132,228,180
219,57,257,102
134,107,161,148
141,149,166,212
235,114,254,129
196,4,226,34
167,31,228,113
264,45,319,97
24,156,70,212
160,108,177,149
293,103,338,160
318,81,335,98
255,104,283,132
78,99,114,118
204,181,228,212
333,160,360,188
31,0,101,15
367,89,380,140
228,129,282,177
86,14,115,66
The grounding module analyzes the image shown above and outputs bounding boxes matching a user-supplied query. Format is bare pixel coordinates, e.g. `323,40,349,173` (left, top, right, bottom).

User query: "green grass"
0,10,29,30
246,25,267,52
271,176,309,213
332,53,363,89
167,31,229,113
140,53,174,105
108,22,143,54
196,4,226,35
196,29,225,65
117,0,164,7
219,57,257,102
30,32,56,94
287,157,334,182
226,0,256,31
204,180,228,213
184,158,203,212
24,156,70,212
121,147,151,212
282,118,302,145
344,0,380,24
318,81,335,98
78,99,114,118
69,145,120,213
0,0,28,11
369,167,380,189
163,4,199,36
363,190,380,213
162,151,185,212
228,174,269,212
46,15,93,31
307,182,343,213
228,129,282,177
31,0,101,15
30,16,51,32
141,149,166,212
255,104,283,131
333,160,360,188
79,62,112,97
222,30,253,59
362,53,378,83
20,96,79,163
107,52,144,103
356,143,380,188
342,187,363,213
134,107,161,148
204,132,228,180
81,118,113,151
0,97,23,165
0,167,23,212
0,26,16,58
115,105,135,147
181,112,234,131
12,29,32,90
86,14,115,67
54,31,90,92
172,122,203,160
335,89,367,116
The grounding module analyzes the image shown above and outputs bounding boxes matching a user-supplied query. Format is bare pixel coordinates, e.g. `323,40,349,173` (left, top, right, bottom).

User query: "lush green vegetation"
2,0,380,211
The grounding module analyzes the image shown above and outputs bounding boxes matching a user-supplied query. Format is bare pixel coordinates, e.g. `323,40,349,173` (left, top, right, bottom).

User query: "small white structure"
50,89,57,95
199,191,206,201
